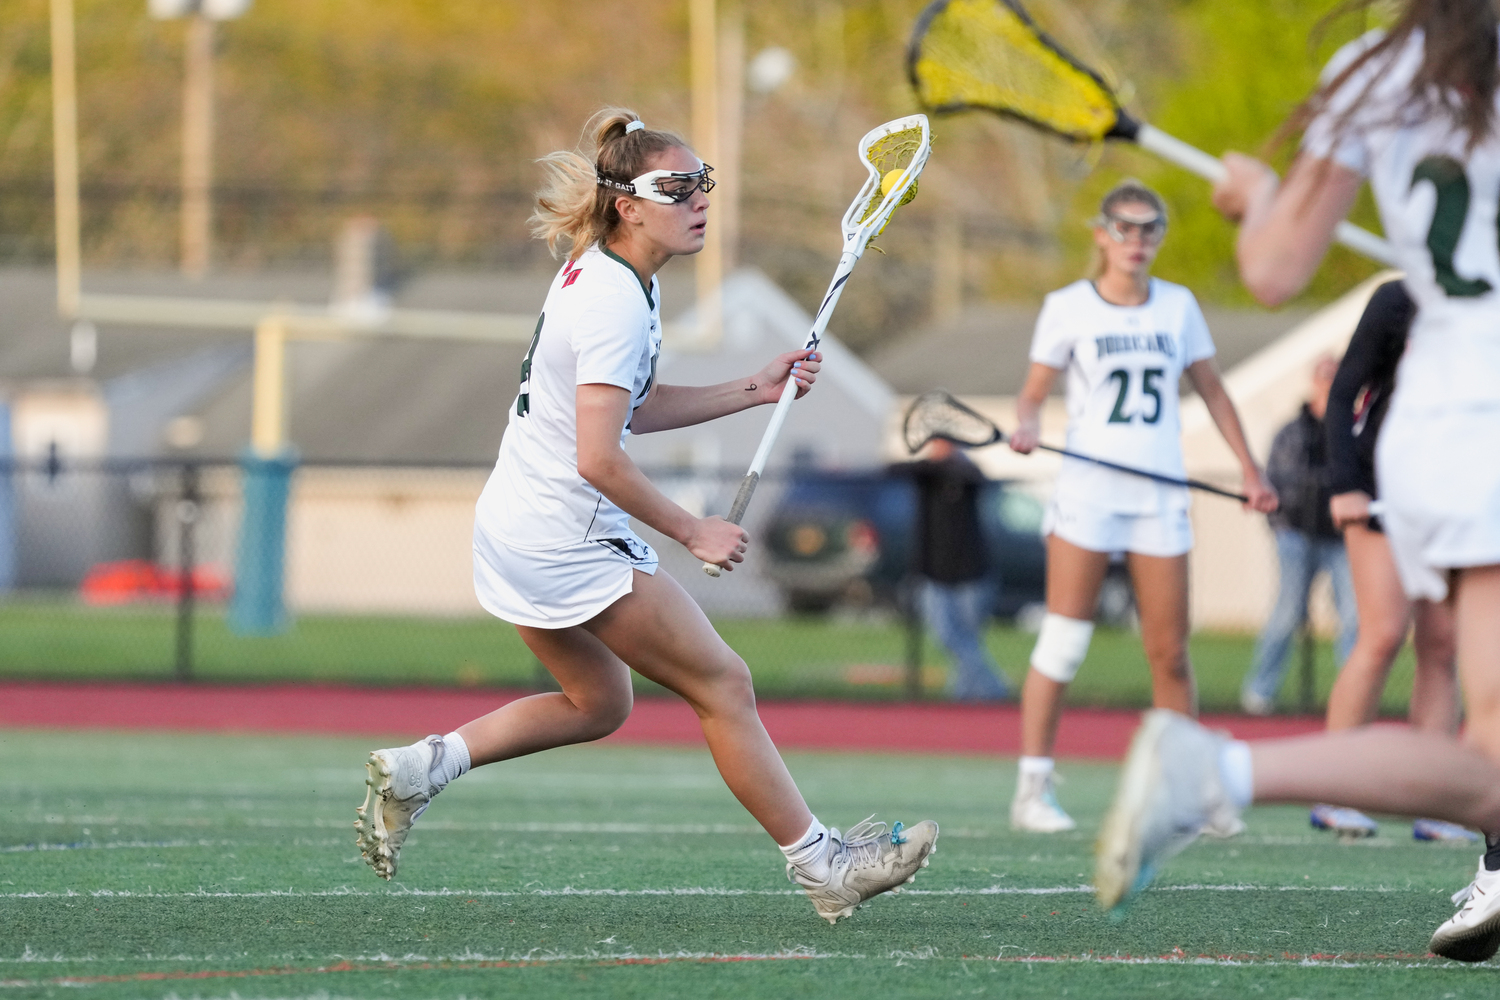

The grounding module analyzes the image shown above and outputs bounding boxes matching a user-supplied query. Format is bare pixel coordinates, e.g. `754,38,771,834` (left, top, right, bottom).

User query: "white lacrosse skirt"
472,524,659,629
1044,489,1193,558
1376,405,1500,602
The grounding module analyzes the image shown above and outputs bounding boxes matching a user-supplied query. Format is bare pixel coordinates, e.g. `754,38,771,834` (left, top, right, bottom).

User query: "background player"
353,108,938,924
1095,0,1500,962
1007,179,1276,833
1321,278,1468,841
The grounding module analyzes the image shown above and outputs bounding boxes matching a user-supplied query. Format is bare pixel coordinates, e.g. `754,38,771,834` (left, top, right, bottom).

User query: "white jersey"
475,246,662,549
1030,278,1216,515
1306,30,1500,596
1304,28,1500,412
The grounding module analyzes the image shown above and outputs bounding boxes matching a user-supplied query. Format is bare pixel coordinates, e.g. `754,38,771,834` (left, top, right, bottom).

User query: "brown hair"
1280,0,1499,152
528,108,689,259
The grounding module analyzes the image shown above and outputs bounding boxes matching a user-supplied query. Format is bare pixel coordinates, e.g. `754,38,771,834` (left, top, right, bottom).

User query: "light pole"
149,0,252,279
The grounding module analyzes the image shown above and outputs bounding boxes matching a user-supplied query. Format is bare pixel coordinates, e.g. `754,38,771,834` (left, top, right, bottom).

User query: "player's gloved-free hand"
1211,153,1279,224
686,516,749,572
1329,490,1373,529
1241,467,1278,514
1008,416,1040,454
751,350,820,404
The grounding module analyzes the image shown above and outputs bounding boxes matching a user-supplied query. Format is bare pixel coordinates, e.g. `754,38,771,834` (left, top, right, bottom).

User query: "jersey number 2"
1411,156,1496,298
1107,368,1164,424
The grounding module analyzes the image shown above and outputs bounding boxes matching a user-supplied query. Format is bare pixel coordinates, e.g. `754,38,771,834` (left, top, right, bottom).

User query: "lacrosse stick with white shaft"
703,114,932,576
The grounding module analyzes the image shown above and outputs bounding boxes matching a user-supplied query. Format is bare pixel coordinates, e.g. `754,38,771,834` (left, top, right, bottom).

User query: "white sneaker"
1430,862,1500,963
354,736,443,881
788,817,939,925
1239,688,1274,717
1095,710,1241,912
1011,771,1077,833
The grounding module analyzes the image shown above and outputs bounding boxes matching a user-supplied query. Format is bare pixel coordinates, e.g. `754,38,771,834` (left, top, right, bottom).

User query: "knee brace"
1029,613,1094,684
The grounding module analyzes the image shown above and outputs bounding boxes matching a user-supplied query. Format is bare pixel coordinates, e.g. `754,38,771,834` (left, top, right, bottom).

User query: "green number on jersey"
1410,156,1495,299
516,312,544,417
1141,368,1164,424
1107,369,1131,423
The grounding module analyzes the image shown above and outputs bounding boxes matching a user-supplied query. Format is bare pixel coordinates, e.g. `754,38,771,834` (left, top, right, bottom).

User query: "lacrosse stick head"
903,390,1005,453
907,0,1138,143
843,114,932,247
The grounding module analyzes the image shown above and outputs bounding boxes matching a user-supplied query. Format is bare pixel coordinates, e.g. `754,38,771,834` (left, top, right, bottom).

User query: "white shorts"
472,525,659,629
1376,405,1500,601
1044,498,1193,558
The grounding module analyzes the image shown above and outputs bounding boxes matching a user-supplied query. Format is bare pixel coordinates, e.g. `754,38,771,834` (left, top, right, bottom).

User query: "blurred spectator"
893,438,1013,701
1240,355,1358,714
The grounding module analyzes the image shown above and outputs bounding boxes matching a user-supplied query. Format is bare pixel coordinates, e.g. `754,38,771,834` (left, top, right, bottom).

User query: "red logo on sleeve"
562,260,583,288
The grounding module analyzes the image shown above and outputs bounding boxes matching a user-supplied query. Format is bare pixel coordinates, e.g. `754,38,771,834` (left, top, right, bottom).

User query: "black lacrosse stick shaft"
1034,442,1247,502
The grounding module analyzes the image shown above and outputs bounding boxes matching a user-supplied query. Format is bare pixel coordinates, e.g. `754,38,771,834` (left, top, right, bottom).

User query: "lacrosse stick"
904,390,1249,502
703,115,933,576
907,0,1396,266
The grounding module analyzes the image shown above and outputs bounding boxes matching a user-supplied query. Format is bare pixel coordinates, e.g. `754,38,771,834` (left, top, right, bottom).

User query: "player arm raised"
576,382,749,571
627,349,820,434
1007,362,1060,454
1212,153,1364,307
1185,358,1278,512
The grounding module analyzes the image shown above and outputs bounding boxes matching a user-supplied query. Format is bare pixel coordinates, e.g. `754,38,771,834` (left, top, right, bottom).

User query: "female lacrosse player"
1318,279,1468,841
1095,0,1500,962
1006,179,1276,833
353,109,937,923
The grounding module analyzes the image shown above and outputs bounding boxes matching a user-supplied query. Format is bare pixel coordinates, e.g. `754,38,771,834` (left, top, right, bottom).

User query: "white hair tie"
625,120,645,134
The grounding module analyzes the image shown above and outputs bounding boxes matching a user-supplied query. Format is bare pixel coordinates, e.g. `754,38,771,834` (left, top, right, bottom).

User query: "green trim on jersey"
601,246,656,309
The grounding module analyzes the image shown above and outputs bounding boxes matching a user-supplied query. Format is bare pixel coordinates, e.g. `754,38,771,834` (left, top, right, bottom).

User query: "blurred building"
0,263,891,617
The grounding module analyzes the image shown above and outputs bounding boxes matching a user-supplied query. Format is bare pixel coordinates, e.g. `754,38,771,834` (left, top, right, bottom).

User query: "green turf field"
0,598,1419,715
1,731,1491,998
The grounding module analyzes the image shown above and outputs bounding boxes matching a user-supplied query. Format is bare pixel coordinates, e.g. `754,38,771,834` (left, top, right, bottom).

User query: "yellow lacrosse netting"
911,0,1117,142
855,125,925,228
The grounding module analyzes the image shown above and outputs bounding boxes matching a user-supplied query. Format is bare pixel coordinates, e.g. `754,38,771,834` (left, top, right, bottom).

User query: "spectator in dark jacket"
895,438,1012,701
1240,355,1359,715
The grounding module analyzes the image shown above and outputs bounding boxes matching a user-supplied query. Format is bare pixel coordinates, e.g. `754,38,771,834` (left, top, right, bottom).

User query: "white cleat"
1430,862,1500,963
788,817,940,925
1011,771,1077,833
1095,710,1241,912
353,736,443,881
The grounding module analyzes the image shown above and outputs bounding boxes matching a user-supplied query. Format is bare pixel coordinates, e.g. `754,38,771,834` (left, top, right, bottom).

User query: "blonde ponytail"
529,108,689,259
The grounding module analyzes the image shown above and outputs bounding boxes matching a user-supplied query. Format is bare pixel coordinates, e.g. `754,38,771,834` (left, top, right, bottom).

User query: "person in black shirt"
1321,279,1465,841
895,437,1012,701
1240,355,1359,716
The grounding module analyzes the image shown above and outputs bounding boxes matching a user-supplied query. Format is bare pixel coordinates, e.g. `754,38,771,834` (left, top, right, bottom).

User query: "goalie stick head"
903,390,1005,453
907,0,1141,143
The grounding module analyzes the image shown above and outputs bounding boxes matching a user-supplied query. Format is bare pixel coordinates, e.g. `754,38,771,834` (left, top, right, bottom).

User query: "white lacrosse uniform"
1305,28,1500,599
473,246,662,628
1029,278,1217,557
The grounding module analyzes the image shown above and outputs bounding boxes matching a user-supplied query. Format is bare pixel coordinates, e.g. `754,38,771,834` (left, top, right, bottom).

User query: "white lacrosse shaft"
1134,124,1398,267
700,251,858,578
702,114,929,577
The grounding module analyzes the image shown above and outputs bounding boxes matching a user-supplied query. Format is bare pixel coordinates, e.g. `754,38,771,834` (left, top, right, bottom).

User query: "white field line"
0,948,1475,980
8,816,1418,848
0,883,1421,901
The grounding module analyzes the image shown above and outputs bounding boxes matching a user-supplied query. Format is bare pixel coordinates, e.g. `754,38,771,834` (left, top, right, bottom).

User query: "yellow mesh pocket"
855,125,926,228
911,0,1117,141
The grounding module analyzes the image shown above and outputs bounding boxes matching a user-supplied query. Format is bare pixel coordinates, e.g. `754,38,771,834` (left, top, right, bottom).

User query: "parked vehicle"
762,468,1134,624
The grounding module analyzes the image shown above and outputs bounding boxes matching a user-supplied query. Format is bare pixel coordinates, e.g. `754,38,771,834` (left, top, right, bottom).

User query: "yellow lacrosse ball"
881,168,918,205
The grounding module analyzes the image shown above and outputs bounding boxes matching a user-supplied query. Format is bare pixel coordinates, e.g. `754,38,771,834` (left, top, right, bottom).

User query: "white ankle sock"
780,818,831,881
1018,756,1055,778
425,732,471,791
1218,740,1253,810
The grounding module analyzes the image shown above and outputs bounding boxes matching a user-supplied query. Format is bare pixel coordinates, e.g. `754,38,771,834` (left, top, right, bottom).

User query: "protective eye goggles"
1101,213,1166,245
597,164,715,205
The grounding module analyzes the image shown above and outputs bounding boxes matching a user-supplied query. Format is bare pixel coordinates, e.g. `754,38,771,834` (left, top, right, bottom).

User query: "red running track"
0,682,1326,759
